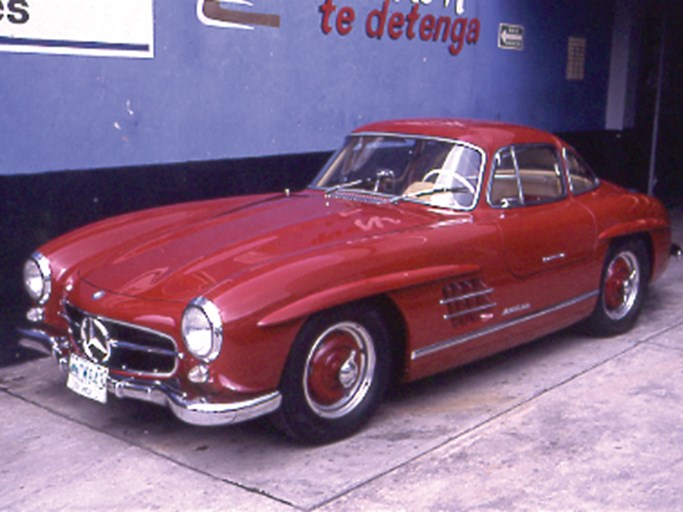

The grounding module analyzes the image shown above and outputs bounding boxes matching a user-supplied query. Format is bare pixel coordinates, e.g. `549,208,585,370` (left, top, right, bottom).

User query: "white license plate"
67,353,109,404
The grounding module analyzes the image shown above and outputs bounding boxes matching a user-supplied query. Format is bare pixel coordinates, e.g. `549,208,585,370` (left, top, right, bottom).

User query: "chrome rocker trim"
412,290,599,360
17,326,282,427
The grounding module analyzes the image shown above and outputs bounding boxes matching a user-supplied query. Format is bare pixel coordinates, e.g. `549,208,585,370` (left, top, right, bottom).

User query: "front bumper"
17,326,282,427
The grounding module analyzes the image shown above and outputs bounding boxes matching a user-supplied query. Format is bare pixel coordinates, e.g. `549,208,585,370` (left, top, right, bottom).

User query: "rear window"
565,149,599,195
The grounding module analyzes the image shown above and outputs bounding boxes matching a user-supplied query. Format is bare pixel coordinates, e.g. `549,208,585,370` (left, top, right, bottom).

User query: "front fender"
257,264,479,327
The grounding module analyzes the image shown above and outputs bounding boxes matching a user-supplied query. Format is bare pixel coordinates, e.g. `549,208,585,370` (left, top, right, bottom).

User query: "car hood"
76,190,436,302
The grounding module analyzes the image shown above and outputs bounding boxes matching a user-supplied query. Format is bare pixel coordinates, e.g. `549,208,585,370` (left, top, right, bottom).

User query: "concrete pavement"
1,206,682,511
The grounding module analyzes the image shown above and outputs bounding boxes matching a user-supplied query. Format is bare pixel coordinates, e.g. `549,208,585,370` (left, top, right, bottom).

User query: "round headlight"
23,253,52,304
181,297,223,362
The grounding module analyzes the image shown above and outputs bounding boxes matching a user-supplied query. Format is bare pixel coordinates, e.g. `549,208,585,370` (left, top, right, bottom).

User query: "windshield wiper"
390,186,468,204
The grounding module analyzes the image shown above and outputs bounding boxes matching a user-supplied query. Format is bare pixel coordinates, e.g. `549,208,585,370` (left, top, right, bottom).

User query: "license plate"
67,353,109,404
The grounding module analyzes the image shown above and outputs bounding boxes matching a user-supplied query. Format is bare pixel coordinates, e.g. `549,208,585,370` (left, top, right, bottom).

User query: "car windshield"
313,135,484,209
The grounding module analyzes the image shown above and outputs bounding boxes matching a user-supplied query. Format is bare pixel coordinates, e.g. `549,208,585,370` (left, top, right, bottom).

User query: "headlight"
181,297,223,362
23,252,52,304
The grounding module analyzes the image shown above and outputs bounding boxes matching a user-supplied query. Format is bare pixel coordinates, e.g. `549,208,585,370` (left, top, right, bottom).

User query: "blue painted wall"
0,0,615,176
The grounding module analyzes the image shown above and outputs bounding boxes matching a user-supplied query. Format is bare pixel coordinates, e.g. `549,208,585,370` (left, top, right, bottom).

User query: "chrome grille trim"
63,301,180,377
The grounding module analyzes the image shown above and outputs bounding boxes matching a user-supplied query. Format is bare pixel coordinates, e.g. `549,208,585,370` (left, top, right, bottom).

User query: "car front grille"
63,302,179,377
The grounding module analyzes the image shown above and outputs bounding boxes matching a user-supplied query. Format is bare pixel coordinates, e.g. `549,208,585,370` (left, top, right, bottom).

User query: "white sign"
0,0,154,58
498,23,524,51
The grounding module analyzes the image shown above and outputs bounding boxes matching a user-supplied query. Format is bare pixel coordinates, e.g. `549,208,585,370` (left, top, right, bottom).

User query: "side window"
489,145,565,208
565,149,599,195
515,145,566,204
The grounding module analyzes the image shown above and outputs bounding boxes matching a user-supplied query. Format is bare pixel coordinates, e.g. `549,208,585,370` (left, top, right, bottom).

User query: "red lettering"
434,16,451,42
320,0,479,58
388,12,404,40
319,0,336,35
337,6,355,36
466,17,480,44
448,18,467,56
366,0,390,39
419,15,435,41
405,5,419,39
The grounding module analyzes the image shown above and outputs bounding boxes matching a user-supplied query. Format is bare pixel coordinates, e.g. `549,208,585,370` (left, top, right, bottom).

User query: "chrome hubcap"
304,322,376,419
339,350,359,389
604,250,640,321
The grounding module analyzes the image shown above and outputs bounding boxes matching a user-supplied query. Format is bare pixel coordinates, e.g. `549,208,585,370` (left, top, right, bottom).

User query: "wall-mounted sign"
197,0,281,30
498,23,524,51
0,0,154,58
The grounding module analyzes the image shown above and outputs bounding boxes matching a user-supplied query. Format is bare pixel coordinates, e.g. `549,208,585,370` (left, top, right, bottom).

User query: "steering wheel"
422,169,475,194
373,169,396,194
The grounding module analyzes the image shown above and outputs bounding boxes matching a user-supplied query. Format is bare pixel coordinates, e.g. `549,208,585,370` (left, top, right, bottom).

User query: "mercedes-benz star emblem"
80,317,111,364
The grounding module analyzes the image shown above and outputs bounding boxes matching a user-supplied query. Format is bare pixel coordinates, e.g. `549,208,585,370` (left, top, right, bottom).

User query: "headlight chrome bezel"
181,297,223,363
23,252,52,305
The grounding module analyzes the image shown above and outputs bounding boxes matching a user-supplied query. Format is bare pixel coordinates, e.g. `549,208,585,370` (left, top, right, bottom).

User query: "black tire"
587,238,650,336
272,304,392,444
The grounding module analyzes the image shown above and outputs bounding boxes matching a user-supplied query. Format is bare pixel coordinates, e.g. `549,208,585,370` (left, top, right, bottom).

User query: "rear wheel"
587,239,649,336
273,304,392,444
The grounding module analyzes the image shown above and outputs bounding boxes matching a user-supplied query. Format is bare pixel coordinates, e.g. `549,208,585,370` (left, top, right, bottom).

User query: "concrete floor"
1,207,682,512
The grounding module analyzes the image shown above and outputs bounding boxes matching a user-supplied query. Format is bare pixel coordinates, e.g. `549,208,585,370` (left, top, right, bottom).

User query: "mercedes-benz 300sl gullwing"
21,119,679,443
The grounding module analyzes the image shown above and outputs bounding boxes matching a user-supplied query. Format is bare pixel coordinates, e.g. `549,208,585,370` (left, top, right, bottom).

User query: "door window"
489,145,566,208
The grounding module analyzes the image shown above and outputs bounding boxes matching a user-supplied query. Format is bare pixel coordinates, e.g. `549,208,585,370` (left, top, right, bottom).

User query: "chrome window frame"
487,143,568,209
311,132,487,212
562,146,601,196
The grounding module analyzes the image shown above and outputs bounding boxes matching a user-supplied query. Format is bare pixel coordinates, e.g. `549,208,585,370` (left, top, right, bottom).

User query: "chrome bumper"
17,326,282,427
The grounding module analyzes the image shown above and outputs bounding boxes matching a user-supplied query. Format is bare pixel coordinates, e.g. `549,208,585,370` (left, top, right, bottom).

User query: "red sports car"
21,119,679,443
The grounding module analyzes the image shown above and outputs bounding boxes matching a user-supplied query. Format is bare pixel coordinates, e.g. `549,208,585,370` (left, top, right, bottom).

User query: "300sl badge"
502,303,532,316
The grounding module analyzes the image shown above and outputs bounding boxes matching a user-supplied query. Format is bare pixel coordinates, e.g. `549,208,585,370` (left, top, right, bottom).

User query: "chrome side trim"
412,290,599,360
440,288,494,305
444,302,497,321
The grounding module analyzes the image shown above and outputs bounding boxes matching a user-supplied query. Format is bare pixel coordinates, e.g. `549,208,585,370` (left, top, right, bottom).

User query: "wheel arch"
600,231,654,282
286,294,410,386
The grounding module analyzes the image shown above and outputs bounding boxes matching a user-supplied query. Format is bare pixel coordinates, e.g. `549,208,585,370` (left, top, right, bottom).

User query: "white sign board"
0,0,154,58
498,23,524,51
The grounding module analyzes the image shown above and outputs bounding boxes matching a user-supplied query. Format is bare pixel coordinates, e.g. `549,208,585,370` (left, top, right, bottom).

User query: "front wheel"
272,305,392,444
587,239,649,336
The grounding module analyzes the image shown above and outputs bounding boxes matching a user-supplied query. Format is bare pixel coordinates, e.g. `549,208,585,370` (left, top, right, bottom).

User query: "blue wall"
0,0,615,176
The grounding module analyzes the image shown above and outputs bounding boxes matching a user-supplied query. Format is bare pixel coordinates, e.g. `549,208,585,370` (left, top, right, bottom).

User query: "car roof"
353,118,564,155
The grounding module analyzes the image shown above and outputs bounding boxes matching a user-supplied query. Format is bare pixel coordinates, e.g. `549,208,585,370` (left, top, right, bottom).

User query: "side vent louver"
441,276,495,327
